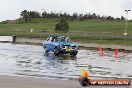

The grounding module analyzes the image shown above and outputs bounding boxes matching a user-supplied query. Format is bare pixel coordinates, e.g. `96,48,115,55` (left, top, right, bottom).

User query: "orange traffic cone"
85,71,88,78
99,47,102,55
115,48,119,58
99,47,104,58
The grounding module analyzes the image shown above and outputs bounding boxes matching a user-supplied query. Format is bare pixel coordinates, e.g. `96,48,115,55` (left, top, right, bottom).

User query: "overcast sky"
0,0,132,21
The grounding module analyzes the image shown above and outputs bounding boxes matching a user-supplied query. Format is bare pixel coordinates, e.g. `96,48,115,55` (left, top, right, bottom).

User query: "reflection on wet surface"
0,43,132,80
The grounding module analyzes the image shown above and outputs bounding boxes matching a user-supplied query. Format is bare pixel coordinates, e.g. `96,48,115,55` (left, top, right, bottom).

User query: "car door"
46,37,55,51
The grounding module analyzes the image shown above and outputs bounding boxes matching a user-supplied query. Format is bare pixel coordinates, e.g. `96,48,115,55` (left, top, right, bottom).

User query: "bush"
55,18,69,32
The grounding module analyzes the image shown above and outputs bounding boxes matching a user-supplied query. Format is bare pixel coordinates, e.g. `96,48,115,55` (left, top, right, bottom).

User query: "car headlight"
61,45,65,48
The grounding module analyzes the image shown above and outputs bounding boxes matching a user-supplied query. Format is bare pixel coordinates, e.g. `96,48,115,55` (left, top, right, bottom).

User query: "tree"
121,16,125,20
20,10,29,22
92,13,97,19
28,11,41,18
71,13,78,21
106,16,114,20
88,13,92,19
55,18,69,32
115,18,120,20
79,14,84,21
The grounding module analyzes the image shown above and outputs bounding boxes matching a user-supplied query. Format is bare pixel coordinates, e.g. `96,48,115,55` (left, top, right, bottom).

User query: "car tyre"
70,52,77,57
44,47,48,56
54,48,60,56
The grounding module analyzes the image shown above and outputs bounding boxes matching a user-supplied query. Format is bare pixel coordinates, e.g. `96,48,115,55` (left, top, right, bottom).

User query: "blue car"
42,36,78,56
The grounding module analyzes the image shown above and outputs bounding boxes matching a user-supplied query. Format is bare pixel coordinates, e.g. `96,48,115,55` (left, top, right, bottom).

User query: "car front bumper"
59,48,78,54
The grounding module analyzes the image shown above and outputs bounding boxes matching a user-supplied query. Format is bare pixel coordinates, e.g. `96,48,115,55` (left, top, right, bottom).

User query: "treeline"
20,10,125,22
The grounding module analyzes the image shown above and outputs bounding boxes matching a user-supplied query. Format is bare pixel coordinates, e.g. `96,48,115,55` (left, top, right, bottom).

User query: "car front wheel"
54,48,60,56
70,52,77,57
44,47,48,55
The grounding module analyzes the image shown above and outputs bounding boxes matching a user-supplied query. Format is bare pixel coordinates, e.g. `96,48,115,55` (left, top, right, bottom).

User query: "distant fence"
0,29,132,42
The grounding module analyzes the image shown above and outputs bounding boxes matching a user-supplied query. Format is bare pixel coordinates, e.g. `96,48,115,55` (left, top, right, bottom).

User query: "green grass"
69,20,128,33
0,18,132,45
0,18,132,33
0,23,56,30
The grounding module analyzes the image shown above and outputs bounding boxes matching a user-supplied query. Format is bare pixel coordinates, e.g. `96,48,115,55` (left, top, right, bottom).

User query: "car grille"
61,45,73,51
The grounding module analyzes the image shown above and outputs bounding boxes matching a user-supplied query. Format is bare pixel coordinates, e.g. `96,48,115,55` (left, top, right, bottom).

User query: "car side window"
51,38,54,42
61,37,66,42
47,37,54,42
54,37,58,42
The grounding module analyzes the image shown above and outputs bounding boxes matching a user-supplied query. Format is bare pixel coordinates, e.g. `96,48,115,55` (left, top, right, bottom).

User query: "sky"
0,0,132,22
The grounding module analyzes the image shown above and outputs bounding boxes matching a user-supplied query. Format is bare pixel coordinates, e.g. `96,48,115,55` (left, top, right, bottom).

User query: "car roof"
49,36,66,38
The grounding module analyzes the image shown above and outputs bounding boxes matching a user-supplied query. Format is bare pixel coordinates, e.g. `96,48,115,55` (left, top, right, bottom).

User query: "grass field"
0,18,132,45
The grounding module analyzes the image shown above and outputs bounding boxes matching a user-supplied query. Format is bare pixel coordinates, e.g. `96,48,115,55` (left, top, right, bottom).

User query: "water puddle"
0,43,132,80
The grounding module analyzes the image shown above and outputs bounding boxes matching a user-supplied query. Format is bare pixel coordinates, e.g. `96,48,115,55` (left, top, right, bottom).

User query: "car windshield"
57,36,71,43
47,36,71,43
